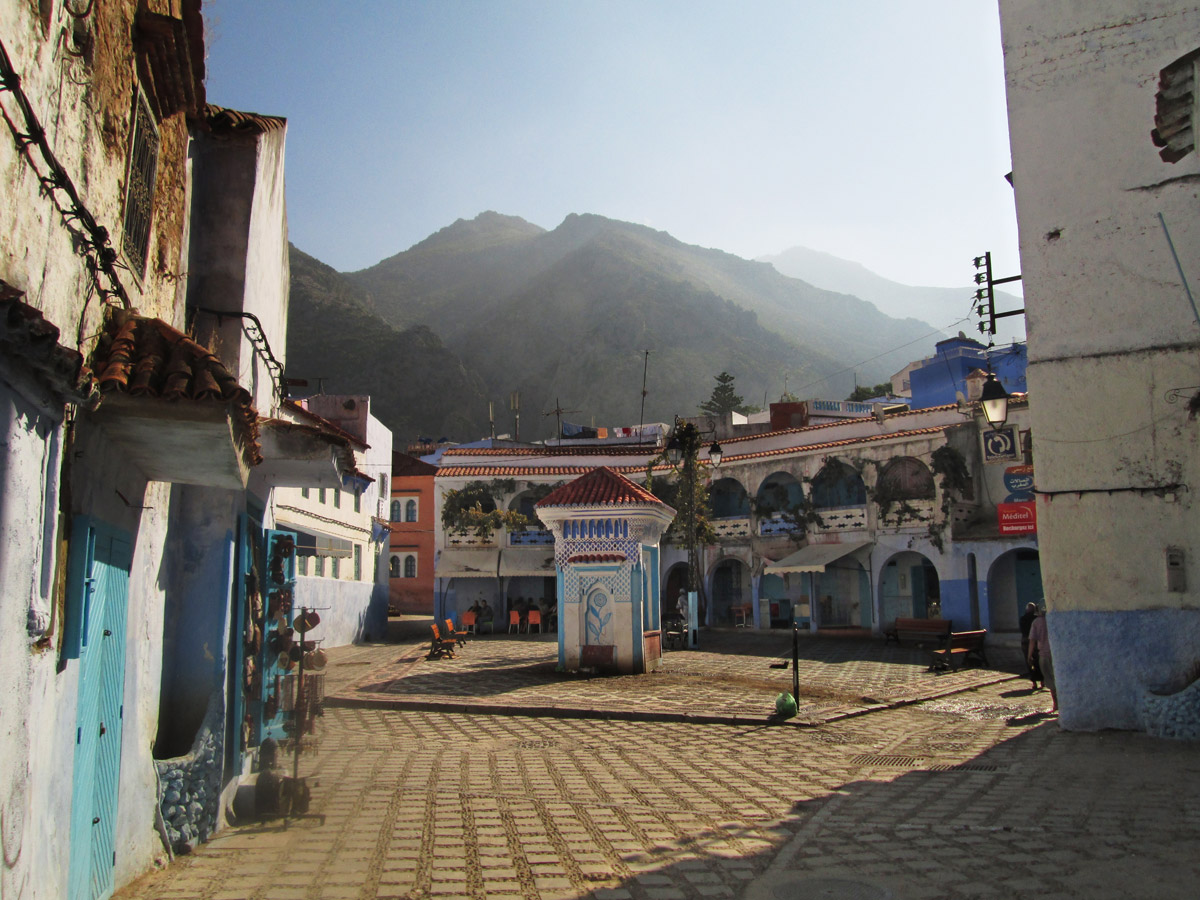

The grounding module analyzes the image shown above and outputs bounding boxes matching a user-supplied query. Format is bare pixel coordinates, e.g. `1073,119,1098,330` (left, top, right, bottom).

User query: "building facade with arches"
431,401,1040,648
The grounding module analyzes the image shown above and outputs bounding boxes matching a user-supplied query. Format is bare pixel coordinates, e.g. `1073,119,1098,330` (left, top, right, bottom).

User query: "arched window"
811,459,867,508
390,500,402,521
389,555,400,578
404,555,417,578
877,457,935,501
405,499,418,522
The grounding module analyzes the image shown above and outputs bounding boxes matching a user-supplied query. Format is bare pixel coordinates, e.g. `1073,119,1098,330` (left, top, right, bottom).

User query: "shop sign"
998,500,1037,534
983,427,1021,464
1004,465,1034,502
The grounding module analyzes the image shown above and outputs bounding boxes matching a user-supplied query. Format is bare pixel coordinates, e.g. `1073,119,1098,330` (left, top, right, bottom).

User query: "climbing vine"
926,444,972,553
441,479,530,537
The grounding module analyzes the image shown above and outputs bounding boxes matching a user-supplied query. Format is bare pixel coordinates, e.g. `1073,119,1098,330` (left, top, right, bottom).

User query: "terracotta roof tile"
91,312,262,465
0,284,99,408
438,465,648,478
568,553,627,564
536,467,665,508
442,445,657,458
281,398,367,448
719,403,958,445
205,104,287,135
718,425,950,464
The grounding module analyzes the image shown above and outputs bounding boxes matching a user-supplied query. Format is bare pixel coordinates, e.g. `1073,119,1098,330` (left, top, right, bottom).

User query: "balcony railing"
812,505,869,534
445,530,498,549
877,498,936,531
712,516,751,539
759,514,804,537
508,527,554,546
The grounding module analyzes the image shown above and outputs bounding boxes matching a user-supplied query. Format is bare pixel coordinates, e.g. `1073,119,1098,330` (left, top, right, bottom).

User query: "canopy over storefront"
436,549,500,578
499,548,556,578
765,541,873,574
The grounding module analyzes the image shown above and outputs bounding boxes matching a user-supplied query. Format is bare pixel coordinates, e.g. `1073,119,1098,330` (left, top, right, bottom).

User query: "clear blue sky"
203,0,1019,290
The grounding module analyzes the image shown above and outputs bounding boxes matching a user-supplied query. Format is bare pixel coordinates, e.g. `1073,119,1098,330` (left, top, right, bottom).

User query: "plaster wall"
189,124,290,416
1,1,192,335
1000,0,1200,731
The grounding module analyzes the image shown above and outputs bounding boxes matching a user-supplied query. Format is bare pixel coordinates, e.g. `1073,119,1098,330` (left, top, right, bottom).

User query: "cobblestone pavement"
114,629,1200,900
326,629,1024,726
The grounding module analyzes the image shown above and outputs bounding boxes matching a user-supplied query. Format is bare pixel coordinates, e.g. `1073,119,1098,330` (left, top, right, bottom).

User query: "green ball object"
775,692,797,718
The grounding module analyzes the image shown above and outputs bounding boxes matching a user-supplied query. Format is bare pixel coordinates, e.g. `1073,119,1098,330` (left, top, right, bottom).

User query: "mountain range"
758,245,1026,346
286,212,990,444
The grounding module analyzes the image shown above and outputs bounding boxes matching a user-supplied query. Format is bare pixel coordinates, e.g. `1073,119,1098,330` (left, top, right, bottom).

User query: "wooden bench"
884,616,952,645
427,624,456,659
928,629,989,672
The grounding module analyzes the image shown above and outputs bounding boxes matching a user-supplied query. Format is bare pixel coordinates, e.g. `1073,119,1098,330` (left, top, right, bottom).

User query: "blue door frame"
65,517,132,900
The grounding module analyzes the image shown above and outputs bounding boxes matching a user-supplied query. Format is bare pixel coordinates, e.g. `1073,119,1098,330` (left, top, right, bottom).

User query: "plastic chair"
462,610,477,634
508,610,521,633
527,609,542,634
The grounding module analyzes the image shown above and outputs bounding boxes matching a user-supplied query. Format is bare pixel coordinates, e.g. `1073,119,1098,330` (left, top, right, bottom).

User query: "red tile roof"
205,104,286,135
91,312,262,465
281,398,367,448
442,445,657,458
0,284,100,408
568,553,627,564
536,467,666,508
439,465,648,479
717,425,950,465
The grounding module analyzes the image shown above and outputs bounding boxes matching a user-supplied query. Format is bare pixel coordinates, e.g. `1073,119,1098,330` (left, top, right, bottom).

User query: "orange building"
388,452,437,614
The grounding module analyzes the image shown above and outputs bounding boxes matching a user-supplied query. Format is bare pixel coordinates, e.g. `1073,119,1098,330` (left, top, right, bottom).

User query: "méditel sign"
998,500,1037,534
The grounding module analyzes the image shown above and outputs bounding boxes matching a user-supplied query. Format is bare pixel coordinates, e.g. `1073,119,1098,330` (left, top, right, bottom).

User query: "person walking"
1027,606,1056,712
1020,601,1042,690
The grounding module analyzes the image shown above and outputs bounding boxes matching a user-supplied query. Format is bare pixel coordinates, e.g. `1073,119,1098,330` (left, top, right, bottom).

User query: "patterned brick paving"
114,630,1200,900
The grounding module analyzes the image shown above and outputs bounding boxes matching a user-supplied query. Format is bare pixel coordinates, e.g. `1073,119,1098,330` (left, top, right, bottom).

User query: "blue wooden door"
66,519,132,900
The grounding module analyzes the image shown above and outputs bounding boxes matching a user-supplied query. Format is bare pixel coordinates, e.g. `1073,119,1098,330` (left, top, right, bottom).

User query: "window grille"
121,90,159,276
404,555,416,578
354,545,362,580
405,499,417,522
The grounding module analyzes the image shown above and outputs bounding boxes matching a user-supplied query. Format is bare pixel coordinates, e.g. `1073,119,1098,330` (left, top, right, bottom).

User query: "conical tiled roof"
536,466,666,508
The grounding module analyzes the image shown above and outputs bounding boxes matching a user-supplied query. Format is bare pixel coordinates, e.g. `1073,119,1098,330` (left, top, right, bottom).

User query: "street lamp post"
666,417,722,649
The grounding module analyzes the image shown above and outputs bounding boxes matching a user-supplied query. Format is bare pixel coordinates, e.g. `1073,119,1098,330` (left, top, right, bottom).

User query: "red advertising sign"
998,500,1037,534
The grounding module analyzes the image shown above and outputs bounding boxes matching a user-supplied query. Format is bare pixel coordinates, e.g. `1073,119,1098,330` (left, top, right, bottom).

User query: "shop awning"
765,541,873,574
275,519,355,558
500,548,557,578
436,549,500,579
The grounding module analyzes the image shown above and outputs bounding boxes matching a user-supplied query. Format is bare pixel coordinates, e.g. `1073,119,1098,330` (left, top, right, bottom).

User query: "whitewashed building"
999,1,1200,733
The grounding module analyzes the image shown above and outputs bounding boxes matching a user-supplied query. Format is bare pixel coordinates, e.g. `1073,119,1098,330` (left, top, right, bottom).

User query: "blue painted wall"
910,338,1027,409
1051,608,1200,732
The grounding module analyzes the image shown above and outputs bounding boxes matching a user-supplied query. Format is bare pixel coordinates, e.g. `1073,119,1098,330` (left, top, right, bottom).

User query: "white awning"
275,520,355,558
765,541,873,574
500,548,557,578
436,549,500,579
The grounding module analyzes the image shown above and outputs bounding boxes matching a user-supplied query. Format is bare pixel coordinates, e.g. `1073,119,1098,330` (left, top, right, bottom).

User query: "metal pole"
792,622,800,705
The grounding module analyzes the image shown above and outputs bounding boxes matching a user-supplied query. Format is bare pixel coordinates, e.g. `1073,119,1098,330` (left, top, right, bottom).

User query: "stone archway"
710,557,751,625
878,551,942,627
987,547,1043,635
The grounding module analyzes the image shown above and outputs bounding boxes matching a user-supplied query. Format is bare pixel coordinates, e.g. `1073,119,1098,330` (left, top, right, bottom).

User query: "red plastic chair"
527,609,542,634
462,610,478,633
508,610,521,633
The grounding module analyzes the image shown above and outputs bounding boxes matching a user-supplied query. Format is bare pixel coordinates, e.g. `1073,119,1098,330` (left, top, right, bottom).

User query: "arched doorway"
987,548,1043,634
662,563,689,619
814,559,872,628
878,552,942,626
710,558,751,625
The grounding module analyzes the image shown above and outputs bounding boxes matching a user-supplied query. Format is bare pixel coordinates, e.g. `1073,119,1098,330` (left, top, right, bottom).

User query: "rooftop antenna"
638,350,651,432
510,391,520,442
543,397,579,439
488,401,496,440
